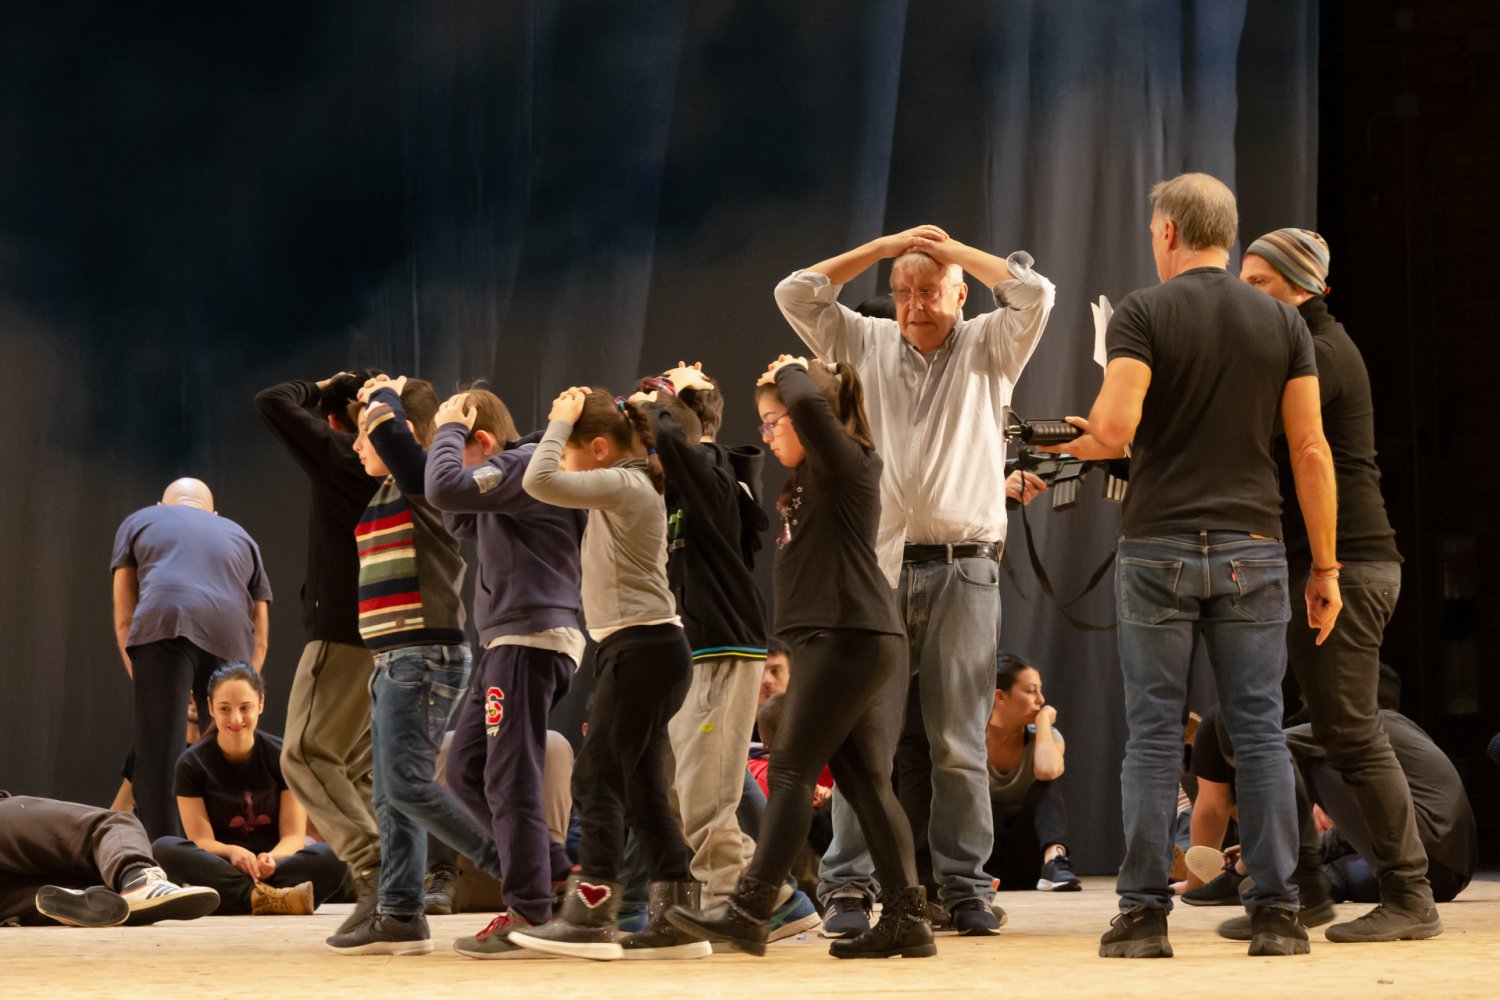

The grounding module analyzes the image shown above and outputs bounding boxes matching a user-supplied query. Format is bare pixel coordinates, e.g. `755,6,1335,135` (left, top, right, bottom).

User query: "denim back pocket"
1229,558,1290,624
1118,557,1182,625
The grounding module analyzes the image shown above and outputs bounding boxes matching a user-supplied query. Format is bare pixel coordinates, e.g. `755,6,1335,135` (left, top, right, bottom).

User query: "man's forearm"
804,237,888,286
250,602,270,670
1292,444,1339,568
938,239,1014,288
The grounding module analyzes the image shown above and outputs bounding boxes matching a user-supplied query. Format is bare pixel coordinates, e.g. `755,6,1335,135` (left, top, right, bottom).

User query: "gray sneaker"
35,885,129,927
326,910,433,956
1324,903,1442,943
819,894,872,938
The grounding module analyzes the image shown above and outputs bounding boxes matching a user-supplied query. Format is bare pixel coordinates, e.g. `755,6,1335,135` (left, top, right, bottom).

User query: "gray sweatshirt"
522,418,678,639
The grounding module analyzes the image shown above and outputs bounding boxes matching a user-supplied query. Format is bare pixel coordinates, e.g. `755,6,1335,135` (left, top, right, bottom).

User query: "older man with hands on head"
774,224,1054,936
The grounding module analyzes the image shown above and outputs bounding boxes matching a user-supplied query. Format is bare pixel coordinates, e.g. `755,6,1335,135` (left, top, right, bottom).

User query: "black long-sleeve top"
254,379,380,645
648,406,768,660
770,365,902,637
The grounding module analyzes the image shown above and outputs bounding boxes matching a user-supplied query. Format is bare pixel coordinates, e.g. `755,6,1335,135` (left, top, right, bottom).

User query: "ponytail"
829,361,876,451
621,399,666,494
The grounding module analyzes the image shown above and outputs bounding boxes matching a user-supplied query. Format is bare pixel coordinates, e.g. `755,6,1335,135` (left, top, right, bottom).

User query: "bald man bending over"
111,478,272,840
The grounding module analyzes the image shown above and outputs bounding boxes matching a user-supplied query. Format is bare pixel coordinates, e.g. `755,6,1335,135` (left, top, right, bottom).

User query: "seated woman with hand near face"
150,664,347,915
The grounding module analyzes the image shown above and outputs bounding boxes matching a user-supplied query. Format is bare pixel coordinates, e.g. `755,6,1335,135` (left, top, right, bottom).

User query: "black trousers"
1285,561,1431,908
984,778,1070,891
150,836,347,915
572,625,692,883
130,637,226,840
0,793,156,924
747,628,915,905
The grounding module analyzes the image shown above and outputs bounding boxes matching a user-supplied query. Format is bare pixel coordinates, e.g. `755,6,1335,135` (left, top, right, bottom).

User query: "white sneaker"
120,866,220,925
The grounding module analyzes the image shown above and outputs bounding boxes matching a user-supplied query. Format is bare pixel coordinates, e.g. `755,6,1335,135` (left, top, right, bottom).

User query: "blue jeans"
1116,532,1299,914
817,554,1000,908
370,643,499,915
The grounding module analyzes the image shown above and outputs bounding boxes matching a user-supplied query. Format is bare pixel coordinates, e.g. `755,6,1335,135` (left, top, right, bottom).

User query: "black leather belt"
902,542,1000,564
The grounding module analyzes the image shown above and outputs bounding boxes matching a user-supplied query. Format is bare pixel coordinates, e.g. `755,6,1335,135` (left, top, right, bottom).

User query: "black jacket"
255,379,380,644
649,407,768,660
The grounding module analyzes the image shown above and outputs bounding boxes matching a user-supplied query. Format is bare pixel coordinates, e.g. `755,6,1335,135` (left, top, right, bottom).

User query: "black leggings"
747,628,915,900
572,624,693,883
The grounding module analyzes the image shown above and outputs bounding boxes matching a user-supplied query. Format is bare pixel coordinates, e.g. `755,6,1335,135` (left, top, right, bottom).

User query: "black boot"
829,885,936,960
1099,906,1172,958
507,875,625,961
665,874,779,957
620,881,712,960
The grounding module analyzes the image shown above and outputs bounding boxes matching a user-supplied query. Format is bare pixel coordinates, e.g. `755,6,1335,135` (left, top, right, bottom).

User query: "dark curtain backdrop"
0,0,1316,874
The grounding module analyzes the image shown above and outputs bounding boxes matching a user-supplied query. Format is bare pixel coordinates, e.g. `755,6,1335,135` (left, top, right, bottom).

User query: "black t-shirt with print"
174,731,286,854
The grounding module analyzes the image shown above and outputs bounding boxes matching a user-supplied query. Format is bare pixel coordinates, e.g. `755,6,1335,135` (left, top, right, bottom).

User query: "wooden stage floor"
2,875,1496,999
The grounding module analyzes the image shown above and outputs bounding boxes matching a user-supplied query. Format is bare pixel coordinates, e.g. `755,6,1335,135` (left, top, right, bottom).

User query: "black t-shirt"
1190,706,1236,795
770,365,903,637
1107,268,1317,539
1273,297,1401,566
174,731,286,854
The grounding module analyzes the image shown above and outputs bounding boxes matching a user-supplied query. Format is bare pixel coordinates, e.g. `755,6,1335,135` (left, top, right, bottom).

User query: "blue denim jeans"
370,643,499,915
817,554,1000,908
1116,532,1299,914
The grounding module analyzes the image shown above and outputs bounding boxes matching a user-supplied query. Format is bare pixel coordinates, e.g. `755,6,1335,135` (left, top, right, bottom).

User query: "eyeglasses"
890,283,958,305
758,412,790,438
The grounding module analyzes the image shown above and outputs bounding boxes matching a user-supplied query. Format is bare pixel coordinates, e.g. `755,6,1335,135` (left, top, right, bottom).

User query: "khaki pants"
280,640,380,872
667,657,764,905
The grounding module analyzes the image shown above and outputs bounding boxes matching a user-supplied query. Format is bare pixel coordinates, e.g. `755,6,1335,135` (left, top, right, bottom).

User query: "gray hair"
1149,173,1237,251
891,252,962,286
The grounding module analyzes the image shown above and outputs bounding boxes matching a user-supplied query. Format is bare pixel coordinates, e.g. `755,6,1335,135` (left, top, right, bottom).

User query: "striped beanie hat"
1246,228,1330,294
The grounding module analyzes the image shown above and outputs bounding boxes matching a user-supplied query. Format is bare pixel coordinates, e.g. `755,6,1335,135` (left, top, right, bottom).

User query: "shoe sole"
663,912,767,957
831,943,938,960
1249,933,1311,956
327,938,433,956
35,886,129,928
1036,879,1082,892
1185,845,1227,885
768,912,823,942
1099,937,1173,958
619,941,713,960
819,921,869,939
123,886,221,925
507,932,624,961
954,921,1001,936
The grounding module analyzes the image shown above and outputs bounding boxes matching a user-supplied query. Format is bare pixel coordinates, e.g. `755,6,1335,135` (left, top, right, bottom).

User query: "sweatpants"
666,657,764,905
746,628,915,900
280,640,380,872
150,837,347,914
446,643,574,925
572,624,693,883
129,637,226,840
0,793,156,924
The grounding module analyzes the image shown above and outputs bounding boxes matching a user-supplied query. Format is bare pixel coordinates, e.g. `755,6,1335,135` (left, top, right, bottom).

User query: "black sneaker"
1098,907,1172,958
1183,869,1242,906
1219,897,1335,940
326,910,433,956
1037,856,1082,892
1324,903,1442,943
34,885,129,927
950,898,1001,936
1248,906,1310,956
819,894,872,938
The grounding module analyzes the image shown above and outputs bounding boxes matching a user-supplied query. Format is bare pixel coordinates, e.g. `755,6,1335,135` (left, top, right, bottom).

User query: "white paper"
1090,294,1113,371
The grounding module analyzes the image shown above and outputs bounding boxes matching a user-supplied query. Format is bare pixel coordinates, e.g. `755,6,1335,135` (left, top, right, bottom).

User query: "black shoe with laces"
950,897,1001,936
1037,855,1082,892
819,894,872,938
1098,907,1172,958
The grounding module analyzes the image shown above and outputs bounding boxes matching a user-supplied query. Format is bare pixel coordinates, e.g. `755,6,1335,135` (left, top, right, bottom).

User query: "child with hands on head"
509,385,703,961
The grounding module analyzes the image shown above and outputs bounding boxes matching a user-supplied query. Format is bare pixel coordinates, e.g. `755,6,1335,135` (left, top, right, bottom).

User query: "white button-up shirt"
773,254,1055,585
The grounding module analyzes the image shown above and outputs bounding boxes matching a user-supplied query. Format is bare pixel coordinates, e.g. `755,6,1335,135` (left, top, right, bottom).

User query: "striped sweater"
355,391,468,651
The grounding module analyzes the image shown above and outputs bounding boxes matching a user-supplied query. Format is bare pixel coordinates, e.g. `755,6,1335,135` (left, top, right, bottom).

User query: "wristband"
1310,562,1342,580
